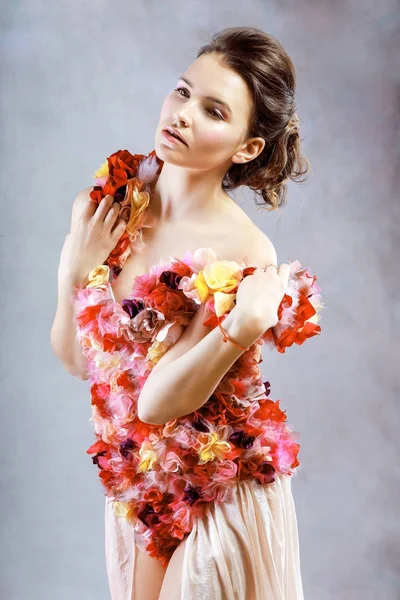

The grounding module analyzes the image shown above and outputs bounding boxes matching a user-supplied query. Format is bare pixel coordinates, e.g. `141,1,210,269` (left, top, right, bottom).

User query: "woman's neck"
147,162,235,225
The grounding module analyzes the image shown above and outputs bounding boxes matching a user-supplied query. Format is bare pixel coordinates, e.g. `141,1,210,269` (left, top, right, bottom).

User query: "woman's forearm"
137,307,265,424
50,273,89,380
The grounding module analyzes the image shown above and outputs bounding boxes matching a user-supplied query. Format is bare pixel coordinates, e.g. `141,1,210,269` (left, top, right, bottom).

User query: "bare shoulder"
250,226,277,267
222,199,277,269
235,220,277,270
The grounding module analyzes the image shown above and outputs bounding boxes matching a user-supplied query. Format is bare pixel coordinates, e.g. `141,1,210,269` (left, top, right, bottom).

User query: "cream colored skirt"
104,474,304,600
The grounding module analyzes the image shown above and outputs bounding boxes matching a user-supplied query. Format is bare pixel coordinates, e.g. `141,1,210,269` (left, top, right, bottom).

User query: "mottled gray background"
1,1,399,599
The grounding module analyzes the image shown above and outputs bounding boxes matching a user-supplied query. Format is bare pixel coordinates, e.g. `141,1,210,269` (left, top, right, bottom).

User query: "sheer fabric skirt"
104,473,304,600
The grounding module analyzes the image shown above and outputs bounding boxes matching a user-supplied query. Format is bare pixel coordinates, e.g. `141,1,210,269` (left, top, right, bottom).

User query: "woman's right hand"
59,194,127,287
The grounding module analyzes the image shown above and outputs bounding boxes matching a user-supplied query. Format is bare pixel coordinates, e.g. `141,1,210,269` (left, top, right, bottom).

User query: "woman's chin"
155,141,189,165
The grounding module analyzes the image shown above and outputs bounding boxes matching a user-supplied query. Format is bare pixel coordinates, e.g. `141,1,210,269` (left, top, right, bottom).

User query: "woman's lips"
161,129,187,146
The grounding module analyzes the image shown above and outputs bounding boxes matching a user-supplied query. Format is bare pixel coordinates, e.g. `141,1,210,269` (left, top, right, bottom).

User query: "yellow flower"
113,501,132,519
93,160,109,179
137,440,158,473
147,340,169,365
298,301,324,333
197,432,231,464
86,265,110,289
203,260,242,292
94,352,121,370
194,260,242,316
125,179,151,235
193,270,210,302
307,301,324,325
213,291,236,317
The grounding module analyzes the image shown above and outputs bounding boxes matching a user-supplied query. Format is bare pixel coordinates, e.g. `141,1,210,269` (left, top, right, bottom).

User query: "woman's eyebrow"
178,76,232,115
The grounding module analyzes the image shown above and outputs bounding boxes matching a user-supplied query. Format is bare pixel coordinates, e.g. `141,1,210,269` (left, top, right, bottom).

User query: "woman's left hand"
234,263,290,330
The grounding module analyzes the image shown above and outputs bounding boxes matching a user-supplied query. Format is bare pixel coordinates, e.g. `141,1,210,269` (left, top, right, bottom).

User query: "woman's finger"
258,264,278,275
277,263,290,289
104,202,121,230
277,263,289,275
111,220,127,244
93,195,115,222
82,196,100,220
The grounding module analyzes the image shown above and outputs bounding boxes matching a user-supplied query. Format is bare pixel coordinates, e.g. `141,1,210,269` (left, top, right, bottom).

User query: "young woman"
52,26,318,600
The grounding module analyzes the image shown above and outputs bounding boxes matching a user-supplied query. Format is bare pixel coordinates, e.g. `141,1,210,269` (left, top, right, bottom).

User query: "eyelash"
173,87,225,120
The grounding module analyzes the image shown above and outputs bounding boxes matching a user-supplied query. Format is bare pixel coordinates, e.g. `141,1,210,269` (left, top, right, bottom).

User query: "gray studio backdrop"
1,1,399,599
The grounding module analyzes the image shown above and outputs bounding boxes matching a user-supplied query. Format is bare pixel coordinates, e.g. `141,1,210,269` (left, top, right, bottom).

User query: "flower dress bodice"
74,243,323,566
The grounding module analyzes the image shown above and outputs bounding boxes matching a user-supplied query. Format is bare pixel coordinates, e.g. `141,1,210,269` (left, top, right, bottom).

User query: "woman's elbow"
66,362,89,380
54,353,89,380
137,404,159,425
137,392,163,425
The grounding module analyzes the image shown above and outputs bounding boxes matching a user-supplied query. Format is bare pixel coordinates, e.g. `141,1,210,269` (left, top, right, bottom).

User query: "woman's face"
154,53,256,172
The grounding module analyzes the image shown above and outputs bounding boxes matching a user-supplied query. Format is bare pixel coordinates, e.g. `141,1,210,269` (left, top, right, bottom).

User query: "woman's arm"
138,232,278,425
137,304,266,424
50,272,89,380
50,190,93,379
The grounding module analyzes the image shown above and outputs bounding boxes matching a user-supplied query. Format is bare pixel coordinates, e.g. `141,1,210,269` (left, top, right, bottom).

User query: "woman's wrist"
221,306,267,349
59,270,87,291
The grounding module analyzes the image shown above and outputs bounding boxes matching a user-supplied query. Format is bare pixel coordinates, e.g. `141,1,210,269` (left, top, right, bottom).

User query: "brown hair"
197,26,309,211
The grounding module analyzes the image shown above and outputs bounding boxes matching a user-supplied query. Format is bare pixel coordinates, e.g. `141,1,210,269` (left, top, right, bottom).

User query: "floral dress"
73,149,324,599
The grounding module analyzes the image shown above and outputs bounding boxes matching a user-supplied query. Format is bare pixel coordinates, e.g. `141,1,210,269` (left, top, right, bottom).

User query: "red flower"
90,149,158,202
236,453,276,484
262,292,321,353
148,283,190,317
143,489,169,513
86,439,109,456
90,382,111,419
89,149,163,269
253,399,288,423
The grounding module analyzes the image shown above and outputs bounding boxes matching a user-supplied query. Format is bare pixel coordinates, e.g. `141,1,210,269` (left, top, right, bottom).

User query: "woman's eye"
173,87,224,120
174,87,188,97
208,108,224,120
